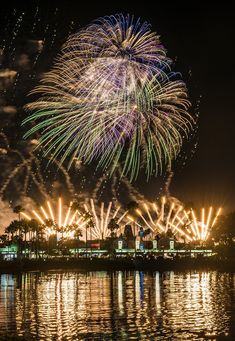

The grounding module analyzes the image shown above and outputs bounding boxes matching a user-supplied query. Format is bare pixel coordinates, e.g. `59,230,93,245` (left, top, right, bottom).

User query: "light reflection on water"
0,270,234,340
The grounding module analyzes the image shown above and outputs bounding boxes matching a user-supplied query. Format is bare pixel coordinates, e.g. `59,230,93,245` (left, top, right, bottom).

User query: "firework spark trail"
163,167,174,197
29,154,50,199
0,134,47,198
156,197,185,237
92,173,108,200
0,9,81,201
53,158,75,197
0,152,49,200
92,165,146,207
22,197,82,238
179,207,222,241
22,166,30,195
135,197,222,242
24,14,194,181
0,134,77,201
84,199,128,239
116,166,148,204
110,170,122,206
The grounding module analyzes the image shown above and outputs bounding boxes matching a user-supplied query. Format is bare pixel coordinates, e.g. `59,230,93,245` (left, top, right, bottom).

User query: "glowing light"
58,197,62,227
21,212,31,220
24,198,82,238
191,209,200,240
63,203,72,227
47,201,54,221
212,207,222,227
135,197,222,242
24,14,194,181
32,210,44,224
81,199,128,239
183,207,222,242
40,206,49,220
201,208,205,240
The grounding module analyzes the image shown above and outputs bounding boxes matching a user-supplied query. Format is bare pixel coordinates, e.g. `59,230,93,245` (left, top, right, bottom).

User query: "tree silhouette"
107,218,119,238
13,205,24,221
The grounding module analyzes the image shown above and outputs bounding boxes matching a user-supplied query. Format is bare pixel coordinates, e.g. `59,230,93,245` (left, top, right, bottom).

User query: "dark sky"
1,1,234,211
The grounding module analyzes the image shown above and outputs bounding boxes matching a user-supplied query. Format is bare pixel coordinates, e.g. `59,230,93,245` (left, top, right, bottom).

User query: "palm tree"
13,205,24,223
43,219,57,255
28,219,40,258
5,220,26,258
0,234,9,259
71,201,81,212
126,201,139,212
71,202,95,256
20,219,31,258
126,201,139,239
5,220,20,241
107,218,119,238
0,234,8,246
71,224,83,256
84,211,95,257
74,227,83,240
71,201,87,217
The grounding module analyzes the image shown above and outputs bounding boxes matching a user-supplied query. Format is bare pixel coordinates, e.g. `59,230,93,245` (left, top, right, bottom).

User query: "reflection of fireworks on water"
22,197,129,240
133,196,222,242
24,14,194,181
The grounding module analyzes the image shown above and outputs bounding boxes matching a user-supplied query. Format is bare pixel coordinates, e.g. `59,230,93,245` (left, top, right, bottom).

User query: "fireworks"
182,207,222,242
82,199,129,239
22,197,129,240
134,197,222,242
21,197,83,239
0,133,76,201
0,9,79,204
24,14,194,181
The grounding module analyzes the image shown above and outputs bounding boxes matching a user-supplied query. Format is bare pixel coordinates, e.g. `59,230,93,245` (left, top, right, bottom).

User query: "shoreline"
0,257,234,273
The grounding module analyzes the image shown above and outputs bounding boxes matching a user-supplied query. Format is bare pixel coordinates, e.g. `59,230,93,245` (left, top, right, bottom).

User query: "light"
23,14,193,182
21,212,31,220
133,198,222,243
32,210,44,224
58,197,62,227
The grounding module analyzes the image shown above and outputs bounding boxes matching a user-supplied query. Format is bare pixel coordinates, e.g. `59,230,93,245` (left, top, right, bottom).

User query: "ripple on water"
0,271,234,340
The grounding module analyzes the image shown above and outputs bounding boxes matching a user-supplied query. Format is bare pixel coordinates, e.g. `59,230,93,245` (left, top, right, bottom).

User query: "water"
0,271,234,340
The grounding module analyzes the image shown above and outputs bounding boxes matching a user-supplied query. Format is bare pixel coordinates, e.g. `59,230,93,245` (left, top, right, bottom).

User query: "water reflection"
0,271,234,340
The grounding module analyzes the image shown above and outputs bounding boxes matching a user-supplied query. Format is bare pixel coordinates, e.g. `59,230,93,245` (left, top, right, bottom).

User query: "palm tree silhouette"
13,205,24,222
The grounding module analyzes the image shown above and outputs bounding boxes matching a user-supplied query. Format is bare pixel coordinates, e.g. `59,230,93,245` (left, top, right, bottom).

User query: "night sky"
1,1,234,212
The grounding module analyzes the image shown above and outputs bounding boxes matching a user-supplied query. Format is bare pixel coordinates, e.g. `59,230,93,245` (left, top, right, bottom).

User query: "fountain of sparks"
131,196,222,243
22,197,130,240
82,199,129,240
21,197,86,239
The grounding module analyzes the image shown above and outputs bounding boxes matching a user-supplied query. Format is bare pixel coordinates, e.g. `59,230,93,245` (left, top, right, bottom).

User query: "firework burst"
133,197,222,242
21,197,84,239
22,197,129,240
24,14,194,181
82,199,129,239
181,207,222,242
